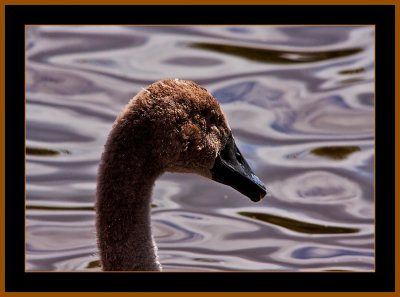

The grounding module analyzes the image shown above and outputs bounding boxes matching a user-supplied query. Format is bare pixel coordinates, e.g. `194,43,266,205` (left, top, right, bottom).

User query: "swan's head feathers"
126,79,230,177
114,79,266,201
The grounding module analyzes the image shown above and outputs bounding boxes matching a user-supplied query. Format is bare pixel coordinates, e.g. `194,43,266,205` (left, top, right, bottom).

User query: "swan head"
123,79,266,202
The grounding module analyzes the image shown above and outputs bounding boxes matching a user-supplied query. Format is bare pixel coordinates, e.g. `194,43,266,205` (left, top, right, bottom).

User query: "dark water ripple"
26,25,374,271
189,42,363,64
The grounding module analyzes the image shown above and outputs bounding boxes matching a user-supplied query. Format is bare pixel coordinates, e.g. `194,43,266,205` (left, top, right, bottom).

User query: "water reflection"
310,146,361,160
26,146,71,156
189,42,363,64
25,25,374,271
292,246,374,259
238,212,359,234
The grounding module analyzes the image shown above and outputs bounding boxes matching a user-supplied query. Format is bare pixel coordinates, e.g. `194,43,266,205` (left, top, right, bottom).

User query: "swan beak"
210,134,267,202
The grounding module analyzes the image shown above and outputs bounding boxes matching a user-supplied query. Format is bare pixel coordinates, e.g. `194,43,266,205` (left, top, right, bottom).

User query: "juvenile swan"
96,79,266,271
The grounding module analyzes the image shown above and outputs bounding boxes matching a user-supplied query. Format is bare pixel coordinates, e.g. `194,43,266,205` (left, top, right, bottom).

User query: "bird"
96,79,267,271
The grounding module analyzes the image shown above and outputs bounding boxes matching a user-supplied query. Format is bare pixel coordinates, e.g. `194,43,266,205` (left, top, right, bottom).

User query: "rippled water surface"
26,25,375,271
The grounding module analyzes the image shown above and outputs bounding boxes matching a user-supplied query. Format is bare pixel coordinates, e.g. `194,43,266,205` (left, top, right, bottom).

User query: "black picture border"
5,4,395,293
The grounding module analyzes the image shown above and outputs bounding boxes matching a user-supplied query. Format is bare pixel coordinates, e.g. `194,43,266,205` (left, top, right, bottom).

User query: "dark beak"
210,134,267,202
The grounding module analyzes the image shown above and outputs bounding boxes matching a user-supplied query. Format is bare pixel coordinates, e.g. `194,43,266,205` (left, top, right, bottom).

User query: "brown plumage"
96,79,266,271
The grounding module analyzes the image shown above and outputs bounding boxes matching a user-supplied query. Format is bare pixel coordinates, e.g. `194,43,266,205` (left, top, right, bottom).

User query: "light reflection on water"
26,25,374,271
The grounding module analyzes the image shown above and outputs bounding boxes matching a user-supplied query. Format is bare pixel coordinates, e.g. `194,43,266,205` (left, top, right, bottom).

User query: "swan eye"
209,114,217,125
202,109,218,126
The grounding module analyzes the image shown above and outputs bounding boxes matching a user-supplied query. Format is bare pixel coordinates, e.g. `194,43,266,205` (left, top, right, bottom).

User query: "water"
25,25,375,271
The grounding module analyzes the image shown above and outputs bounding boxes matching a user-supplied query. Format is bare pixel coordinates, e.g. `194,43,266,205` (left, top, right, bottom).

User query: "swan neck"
96,147,163,271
